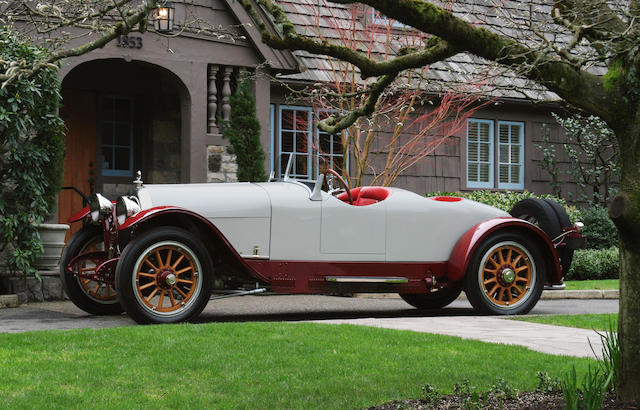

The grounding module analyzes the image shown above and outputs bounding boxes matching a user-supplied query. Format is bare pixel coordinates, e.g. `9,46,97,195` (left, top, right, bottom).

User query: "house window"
466,119,524,190
279,105,312,179
467,119,494,188
497,121,524,189
101,96,133,177
316,111,347,178
269,104,275,176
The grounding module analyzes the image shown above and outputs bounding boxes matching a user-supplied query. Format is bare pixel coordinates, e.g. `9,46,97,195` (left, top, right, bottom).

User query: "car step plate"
325,276,409,284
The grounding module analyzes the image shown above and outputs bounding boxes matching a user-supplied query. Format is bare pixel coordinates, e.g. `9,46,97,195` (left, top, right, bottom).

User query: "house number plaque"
116,35,142,49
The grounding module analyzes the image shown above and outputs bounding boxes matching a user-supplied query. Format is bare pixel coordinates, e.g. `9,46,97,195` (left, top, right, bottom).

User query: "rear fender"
119,207,270,283
448,217,562,284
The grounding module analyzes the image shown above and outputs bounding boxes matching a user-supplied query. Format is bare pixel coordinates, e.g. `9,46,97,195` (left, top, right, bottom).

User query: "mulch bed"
369,392,639,409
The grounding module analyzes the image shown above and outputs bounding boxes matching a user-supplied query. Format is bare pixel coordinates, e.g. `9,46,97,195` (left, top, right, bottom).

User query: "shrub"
579,205,617,249
566,247,619,280
0,28,65,277
426,190,582,223
221,73,267,182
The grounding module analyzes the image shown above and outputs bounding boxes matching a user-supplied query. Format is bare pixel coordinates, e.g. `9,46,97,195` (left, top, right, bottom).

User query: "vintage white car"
61,162,583,324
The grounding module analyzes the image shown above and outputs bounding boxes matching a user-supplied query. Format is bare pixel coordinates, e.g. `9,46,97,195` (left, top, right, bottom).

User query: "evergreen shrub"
221,73,267,182
566,247,619,280
579,205,618,249
0,28,65,277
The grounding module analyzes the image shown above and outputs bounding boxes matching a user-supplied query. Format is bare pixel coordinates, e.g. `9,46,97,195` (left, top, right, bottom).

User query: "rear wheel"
115,227,213,324
399,286,462,309
59,226,123,315
464,231,545,315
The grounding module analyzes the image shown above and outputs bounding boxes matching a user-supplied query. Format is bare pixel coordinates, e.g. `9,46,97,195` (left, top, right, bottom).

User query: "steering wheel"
324,169,353,205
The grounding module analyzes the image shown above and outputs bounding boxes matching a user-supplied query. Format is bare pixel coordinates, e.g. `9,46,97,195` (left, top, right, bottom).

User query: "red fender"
68,206,90,223
448,217,562,284
118,206,272,284
67,200,116,224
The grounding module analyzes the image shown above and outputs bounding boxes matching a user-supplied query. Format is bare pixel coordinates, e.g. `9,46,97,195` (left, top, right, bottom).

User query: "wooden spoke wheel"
75,238,118,302
116,227,213,324
479,243,533,307
133,241,202,315
59,226,123,315
464,232,545,315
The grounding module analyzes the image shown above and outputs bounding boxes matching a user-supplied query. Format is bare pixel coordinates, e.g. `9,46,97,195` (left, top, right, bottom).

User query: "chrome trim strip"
325,276,409,283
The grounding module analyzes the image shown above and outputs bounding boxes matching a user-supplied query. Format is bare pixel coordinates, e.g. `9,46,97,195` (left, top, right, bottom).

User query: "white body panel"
139,183,271,258
321,196,386,259
386,191,510,261
136,181,509,262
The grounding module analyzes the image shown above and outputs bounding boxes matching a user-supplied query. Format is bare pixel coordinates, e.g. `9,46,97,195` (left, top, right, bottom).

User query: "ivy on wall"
0,28,65,277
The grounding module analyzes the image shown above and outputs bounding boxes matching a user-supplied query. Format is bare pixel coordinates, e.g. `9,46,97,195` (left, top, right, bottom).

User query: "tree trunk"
609,123,640,401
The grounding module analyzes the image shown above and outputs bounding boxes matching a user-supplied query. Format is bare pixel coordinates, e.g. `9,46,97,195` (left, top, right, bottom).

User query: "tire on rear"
115,227,213,324
464,231,545,315
59,226,123,315
542,198,574,276
399,286,462,309
510,198,574,276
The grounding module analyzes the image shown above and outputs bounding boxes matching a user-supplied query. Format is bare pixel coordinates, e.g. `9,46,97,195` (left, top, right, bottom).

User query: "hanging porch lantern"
152,2,175,33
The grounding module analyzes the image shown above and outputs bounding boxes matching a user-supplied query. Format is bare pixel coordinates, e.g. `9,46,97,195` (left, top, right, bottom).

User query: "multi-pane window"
498,121,524,189
466,119,524,190
279,106,312,179
101,96,133,177
316,111,346,178
467,119,494,188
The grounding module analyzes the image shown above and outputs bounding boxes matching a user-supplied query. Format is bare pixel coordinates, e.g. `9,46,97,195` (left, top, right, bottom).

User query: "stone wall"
207,145,238,182
0,271,66,304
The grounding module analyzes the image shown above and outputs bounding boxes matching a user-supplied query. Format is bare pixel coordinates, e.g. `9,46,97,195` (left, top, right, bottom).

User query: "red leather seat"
337,186,390,206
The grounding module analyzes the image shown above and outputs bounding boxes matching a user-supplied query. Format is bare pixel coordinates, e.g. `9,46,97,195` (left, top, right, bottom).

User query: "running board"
325,276,409,284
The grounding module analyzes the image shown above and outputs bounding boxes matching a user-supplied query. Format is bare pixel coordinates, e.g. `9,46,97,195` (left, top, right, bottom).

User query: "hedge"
566,247,619,280
426,190,581,223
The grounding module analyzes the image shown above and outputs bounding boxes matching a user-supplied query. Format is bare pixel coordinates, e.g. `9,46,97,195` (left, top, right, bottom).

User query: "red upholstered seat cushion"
337,187,362,203
358,187,390,202
337,186,391,206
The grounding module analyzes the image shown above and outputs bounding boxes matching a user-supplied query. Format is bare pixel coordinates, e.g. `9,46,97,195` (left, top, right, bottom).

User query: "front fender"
118,206,272,284
448,217,562,284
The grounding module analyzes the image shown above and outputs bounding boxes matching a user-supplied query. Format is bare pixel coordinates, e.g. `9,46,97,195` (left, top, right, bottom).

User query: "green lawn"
564,279,619,290
0,322,595,409
511,314,618,331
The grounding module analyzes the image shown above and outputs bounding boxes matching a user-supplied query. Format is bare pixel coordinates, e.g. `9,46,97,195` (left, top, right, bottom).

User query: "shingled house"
55,0,583,228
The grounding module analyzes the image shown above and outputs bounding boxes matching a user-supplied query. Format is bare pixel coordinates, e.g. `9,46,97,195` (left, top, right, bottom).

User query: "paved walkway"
0,297,612,360
309,316,605,359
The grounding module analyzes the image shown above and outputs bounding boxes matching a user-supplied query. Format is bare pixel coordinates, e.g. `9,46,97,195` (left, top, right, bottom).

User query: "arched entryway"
59,59,190,237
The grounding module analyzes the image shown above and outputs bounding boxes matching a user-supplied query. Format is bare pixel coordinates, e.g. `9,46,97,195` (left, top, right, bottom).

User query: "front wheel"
399,286,462,309
59,226,123,315
464,231,545,315
115,227,214,324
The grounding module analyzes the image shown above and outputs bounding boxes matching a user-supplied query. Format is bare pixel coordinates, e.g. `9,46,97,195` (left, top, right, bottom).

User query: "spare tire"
509,198,573,276
543,199,574,276
510,198,562,239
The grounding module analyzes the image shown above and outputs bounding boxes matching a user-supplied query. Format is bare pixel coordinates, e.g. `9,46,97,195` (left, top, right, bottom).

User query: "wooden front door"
58,89,97,240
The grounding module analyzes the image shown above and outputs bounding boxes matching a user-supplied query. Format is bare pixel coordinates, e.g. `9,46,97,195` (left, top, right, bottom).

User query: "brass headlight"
116,196,141,225
89,193,113,223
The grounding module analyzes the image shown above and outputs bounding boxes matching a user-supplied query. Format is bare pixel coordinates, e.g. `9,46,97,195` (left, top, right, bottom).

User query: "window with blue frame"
497,121,525,189
466,119,525,190
279,106,312,179
101,96,134,177
316,111,347,178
